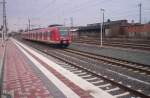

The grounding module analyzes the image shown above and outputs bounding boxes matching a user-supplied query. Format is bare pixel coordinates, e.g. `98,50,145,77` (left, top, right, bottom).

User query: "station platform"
0,40,5,97
1,39,115,98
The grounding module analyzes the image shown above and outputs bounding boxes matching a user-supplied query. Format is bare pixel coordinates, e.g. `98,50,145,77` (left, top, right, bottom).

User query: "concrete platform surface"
1,39,115,98
0,40,5,97
0,41,5,58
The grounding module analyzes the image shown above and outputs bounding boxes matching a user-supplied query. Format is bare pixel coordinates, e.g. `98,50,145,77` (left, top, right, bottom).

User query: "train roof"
48,24,63,27
23,26,69,34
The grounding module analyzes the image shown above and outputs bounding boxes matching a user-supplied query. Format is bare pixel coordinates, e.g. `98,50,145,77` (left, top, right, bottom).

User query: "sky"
0,0,150,31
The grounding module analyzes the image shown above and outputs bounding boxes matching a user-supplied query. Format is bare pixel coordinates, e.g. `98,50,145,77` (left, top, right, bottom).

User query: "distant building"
122,24,150,38
70,27,79,38
72,20,150,39
77,20,128,38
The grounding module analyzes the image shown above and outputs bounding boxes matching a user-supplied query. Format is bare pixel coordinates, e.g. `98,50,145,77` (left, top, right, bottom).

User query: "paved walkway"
0,40,5,65
1,39,115,98
0,40,6,97
2,40,54,98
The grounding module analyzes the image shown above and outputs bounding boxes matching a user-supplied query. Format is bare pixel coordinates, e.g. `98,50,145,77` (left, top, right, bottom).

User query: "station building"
122,24,150,38
74,20,127,38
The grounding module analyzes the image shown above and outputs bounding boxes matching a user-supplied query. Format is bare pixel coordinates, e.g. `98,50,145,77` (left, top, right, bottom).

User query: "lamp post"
0,0,7,46
100,8,105,47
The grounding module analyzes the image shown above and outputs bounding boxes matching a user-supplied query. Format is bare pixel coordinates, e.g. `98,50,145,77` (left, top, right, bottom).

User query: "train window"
60,30,68,36
60,27,68,36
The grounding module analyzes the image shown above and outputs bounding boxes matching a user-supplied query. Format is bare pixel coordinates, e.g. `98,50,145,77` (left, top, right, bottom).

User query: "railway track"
74,39,150,51
63,48,150,75
74,38,150,45
18,39,150,98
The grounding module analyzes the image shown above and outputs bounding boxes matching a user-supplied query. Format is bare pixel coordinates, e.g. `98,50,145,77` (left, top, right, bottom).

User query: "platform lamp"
100,8,105,47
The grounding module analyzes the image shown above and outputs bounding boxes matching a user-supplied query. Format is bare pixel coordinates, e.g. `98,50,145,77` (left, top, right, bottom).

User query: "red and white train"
22,26,72,48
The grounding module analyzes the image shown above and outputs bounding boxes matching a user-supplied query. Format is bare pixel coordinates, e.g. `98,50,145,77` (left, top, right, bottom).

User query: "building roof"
78,20,128,31
87,20,127,26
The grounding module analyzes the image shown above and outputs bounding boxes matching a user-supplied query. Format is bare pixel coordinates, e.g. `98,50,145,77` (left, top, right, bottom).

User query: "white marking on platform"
14,39,116,98
114,92,130,97
14,42,80,98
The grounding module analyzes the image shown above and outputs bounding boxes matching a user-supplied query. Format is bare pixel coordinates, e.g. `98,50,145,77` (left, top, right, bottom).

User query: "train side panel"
22,26,72,48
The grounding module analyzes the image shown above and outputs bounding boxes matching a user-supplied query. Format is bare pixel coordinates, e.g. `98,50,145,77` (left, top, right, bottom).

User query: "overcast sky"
0,0,150,31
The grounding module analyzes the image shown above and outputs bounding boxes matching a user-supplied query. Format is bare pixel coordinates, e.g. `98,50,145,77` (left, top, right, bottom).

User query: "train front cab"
59,27,72,48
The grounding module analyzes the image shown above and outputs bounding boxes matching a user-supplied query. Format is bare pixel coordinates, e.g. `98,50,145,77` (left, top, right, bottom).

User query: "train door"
41,32,42,40
34,32,36,40
45,32,48,41
37,32,38,40
55,29,60,41
30,32,32,39
48,31,51,41
42,32,44,40
42,32,45,41
39,32,41,40
31,33,32,39
40,32,42,40
31,32,33,39
43,32,44,40
32,33,34,39
36,32,38,40
27,33,29,39
51,30,55,41
29,33,31,39
38,32,40,40
34,33,35,40
43,32,45,40
35,32,37,40
44,32,46,40
33,32,35,40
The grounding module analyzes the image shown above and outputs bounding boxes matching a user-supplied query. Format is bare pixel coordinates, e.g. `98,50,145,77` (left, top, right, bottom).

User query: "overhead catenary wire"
6,0,150,31
18,0,150,24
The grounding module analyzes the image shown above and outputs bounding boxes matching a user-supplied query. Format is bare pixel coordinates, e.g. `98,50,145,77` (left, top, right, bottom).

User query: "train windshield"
60,27,69,36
